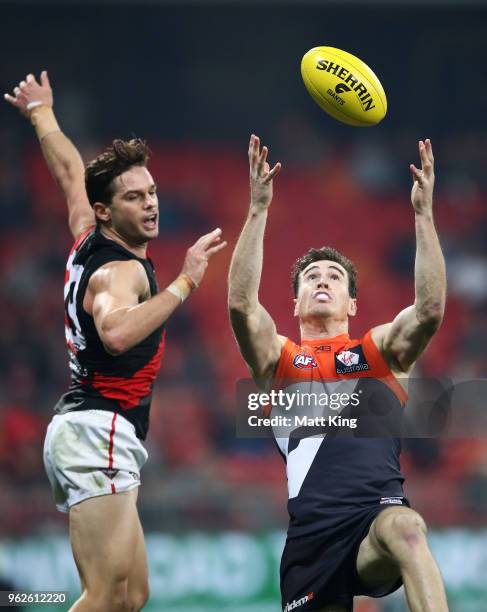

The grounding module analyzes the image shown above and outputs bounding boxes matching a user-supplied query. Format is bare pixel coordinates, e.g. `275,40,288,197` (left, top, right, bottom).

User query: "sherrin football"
301,46,387,127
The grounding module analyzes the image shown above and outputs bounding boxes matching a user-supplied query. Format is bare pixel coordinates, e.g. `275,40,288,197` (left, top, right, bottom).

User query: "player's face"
294,260,357,323
107,166,159,243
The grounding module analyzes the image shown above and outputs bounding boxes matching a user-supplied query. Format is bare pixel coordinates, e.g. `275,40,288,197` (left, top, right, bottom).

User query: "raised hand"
249,134,281,210
181,227,227,287
410,139,435,215
4,71,53,118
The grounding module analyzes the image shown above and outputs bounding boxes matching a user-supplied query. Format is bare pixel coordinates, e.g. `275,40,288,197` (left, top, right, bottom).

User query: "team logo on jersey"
101,468,119,480
313,344,331,353
293,354,318,369
335,345,369,374
283,592,314,611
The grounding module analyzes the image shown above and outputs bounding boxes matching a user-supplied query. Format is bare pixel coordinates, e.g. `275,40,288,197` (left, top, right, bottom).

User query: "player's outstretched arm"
89,228,226,355
228,134,284,387
372,139,446,374
4,71,95,240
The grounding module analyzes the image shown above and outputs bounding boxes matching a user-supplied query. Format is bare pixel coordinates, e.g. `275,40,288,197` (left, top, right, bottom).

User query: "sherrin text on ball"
301,46,387,127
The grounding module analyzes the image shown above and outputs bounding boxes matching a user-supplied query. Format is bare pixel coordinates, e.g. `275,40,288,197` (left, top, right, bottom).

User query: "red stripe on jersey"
89,332,166,410
65,227,94,286
70,226,95,256
111,483,116,494
66,337,78,356
108,412,117,469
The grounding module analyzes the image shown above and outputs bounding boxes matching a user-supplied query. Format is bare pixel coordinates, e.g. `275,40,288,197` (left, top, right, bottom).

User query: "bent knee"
376,509,427,552
85,577,130,611
127,583,150,612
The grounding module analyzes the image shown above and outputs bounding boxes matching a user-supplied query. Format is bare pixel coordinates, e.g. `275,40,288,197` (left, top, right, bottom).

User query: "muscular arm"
35,109,94,239
5,72,95,239
90,227,226,356
228,135,284,384
89,260,180,356
228,207,285,380
373,139,446,373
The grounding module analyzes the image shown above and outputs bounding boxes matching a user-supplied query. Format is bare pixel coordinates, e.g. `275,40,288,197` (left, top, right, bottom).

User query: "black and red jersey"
54,226,165,439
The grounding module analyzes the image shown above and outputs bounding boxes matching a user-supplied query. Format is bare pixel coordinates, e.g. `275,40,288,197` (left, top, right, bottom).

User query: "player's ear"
348,297,357,317
93,202,111,224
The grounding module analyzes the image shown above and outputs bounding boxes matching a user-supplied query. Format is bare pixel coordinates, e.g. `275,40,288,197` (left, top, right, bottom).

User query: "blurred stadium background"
1,1,487,610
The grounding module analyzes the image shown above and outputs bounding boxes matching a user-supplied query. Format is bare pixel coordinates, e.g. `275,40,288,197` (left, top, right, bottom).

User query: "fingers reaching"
263,162,282,184
40,70,50,87
418,138,434,175
249,133,281,181
4,90,27,109
4,93,16,106
410,163,423,186
257,145,268,175
418,140,427,165
4,70,52,116
411,138,435,186
182,227,226,286
197,228,227,257
206,240,227,257
194,227,223,250
203,229,223,251
248,134,259,163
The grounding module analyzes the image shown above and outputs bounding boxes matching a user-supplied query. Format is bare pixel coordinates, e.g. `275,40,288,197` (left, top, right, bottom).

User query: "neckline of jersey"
96,227,149,262
300,333,351,344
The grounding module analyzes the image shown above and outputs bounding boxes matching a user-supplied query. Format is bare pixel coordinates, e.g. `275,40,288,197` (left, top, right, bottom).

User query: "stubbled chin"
305,304,334,317
140,226,159,240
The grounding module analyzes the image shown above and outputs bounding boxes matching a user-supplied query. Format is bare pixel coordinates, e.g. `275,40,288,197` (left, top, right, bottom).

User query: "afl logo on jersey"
335,345,370,374
293,353,318,369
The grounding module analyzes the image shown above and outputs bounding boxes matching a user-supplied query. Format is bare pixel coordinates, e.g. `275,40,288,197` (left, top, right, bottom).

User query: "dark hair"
85,138,150,206
291,247,357,298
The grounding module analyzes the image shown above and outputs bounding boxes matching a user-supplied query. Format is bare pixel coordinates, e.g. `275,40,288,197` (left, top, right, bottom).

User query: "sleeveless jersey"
54,227,165,440
273,331,407,538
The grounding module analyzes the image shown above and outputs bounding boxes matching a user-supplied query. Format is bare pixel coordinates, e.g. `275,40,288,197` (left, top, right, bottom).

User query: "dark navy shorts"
280,500,410,611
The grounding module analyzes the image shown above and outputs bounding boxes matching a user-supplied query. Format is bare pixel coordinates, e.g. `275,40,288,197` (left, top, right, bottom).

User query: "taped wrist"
166,274,198,304
30,105,61,141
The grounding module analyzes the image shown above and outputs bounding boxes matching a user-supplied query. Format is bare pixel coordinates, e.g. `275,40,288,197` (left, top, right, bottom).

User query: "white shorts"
43,409,148,513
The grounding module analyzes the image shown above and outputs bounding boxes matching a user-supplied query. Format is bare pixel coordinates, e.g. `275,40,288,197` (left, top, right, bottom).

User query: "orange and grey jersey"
54,227,165,440
273,331,407,539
